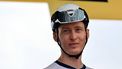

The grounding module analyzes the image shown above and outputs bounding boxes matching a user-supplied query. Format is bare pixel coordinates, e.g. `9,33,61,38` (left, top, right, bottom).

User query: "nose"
70,31,77,40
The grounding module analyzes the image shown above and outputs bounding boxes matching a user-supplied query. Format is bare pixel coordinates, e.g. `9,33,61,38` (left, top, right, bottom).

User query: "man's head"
51,4,89,59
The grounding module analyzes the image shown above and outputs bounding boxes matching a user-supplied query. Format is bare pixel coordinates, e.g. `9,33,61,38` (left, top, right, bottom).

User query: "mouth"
69,43,79,48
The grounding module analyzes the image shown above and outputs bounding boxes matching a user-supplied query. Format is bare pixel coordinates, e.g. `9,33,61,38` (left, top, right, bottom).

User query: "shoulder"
44,62,66,69
44,62,56,69
85,66,94,69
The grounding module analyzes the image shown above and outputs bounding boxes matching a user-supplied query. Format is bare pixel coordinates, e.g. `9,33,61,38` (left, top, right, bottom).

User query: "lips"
69,43,79,48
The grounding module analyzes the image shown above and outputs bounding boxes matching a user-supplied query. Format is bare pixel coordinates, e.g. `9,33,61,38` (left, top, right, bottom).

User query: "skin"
53,21,89,69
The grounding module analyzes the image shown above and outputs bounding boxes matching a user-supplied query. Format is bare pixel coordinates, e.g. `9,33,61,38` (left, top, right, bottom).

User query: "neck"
58,52,83,69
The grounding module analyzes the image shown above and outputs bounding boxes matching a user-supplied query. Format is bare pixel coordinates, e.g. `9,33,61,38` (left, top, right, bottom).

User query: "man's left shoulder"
86,66,93,69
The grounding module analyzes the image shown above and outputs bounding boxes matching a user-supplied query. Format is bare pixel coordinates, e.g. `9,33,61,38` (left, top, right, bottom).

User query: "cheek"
80,34,86,40
59,35,70,48
77,33,87,45
77,31,86,38
59,35,69,43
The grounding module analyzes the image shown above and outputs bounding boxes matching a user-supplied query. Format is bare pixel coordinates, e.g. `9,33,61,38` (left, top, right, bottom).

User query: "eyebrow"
73,25,85,29
61,26,85,30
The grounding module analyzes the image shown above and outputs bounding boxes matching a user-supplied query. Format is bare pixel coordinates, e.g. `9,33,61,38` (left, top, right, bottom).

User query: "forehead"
59,21,85,29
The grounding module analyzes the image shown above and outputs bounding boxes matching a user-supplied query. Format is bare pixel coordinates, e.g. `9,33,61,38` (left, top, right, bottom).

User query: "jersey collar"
55,60,86,69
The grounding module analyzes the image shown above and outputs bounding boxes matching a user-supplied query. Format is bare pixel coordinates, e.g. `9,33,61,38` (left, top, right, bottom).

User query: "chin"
68,50,81,55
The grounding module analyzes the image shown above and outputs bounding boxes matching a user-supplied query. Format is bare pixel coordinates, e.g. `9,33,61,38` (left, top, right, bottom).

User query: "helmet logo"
67,10,74,17
55,19,60,23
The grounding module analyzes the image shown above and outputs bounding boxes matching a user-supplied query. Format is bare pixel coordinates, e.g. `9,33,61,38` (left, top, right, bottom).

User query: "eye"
63,29,70,33
75,28,82,32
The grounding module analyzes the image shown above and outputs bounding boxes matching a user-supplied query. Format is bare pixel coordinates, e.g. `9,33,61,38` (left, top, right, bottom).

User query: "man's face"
54,21,89,56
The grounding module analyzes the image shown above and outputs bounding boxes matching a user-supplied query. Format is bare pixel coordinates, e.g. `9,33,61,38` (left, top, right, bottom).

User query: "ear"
53,32,58,42
86,29,89,38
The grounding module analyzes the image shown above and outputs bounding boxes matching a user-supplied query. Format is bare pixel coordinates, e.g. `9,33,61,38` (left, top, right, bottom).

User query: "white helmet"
51,4,89,32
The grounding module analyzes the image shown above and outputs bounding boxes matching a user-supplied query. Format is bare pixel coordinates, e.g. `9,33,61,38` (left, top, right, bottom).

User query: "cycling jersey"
44,60,93,69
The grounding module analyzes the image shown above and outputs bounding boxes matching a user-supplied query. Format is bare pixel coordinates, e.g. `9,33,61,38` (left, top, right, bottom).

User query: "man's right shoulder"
44,62,56,69
44,62,66,69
